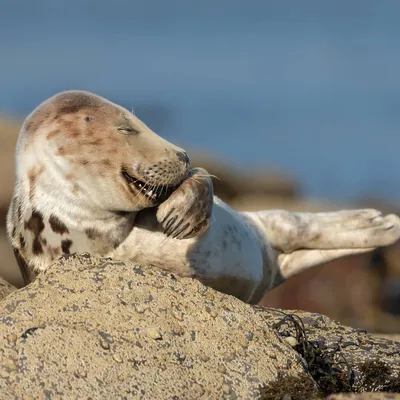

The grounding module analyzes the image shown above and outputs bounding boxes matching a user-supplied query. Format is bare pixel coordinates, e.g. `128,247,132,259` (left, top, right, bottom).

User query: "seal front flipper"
156,168,214,239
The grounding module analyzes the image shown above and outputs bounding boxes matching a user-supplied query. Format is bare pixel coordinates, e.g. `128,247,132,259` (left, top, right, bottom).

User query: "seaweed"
267,310,354,396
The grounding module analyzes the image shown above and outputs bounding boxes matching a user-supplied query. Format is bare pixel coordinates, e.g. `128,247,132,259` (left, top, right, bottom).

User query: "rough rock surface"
259,308,400,394
0,254,399,399
326,394,400,399
0,254,315,399
0,275,16,300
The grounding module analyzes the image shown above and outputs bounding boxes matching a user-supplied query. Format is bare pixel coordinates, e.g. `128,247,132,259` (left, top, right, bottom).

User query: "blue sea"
1,0,400,202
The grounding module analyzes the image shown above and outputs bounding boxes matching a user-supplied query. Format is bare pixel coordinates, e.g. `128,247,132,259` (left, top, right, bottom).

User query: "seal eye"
84,116,93,122
118,127,139,135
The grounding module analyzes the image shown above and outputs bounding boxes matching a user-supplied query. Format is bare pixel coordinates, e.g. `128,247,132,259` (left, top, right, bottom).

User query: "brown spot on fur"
24,210,45,255
59,119,74,129
85,228,102,240
60,104,90,114
65,172,74,180
79,159,89,166
46,129,60,140
85,139,103,146
56,146,66,156
56,91,104,115
61,239,73,254
28,165,45,202
47,245,61,259
49,215,69,235
25,110,51,134
71,183,80,195
65,129,80,139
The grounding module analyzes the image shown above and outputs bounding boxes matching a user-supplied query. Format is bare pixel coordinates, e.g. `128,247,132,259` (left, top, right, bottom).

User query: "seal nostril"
176,151,190,166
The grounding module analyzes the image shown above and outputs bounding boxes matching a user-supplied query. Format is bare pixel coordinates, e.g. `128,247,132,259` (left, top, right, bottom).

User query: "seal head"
20,90,189,211
7,90,190,278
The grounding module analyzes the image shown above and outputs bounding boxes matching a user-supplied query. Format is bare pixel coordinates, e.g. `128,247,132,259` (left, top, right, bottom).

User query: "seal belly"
112,197,264,302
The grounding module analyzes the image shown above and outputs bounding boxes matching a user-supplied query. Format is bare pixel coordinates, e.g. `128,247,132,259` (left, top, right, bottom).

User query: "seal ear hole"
84,116,93,123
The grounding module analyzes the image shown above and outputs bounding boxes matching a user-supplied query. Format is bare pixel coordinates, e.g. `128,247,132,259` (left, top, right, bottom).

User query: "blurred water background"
1,0,400,202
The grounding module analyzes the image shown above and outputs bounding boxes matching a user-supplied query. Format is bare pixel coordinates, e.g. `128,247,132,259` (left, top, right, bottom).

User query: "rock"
0,254,399,399
260,308,400,393
0,254,317,399
325,394,400,399
0,276,16,301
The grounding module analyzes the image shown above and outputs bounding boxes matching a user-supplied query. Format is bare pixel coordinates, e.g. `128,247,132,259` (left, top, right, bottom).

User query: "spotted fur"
7,91,400,301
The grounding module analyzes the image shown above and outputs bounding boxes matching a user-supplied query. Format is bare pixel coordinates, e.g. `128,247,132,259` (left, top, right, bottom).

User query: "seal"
7,90,400,303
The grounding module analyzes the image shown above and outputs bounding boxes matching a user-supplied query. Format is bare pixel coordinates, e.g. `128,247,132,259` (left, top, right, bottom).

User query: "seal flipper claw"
156,168,213,239
172,223,190,239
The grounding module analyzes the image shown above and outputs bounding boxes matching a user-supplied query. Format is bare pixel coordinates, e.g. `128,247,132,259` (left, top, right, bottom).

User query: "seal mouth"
121,170,178,203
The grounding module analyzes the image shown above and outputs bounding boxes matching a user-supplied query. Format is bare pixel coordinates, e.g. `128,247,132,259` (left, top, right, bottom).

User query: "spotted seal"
7,91,400,303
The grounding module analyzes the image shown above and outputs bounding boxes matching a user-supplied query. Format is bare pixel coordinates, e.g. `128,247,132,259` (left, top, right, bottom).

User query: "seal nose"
176,151,190,166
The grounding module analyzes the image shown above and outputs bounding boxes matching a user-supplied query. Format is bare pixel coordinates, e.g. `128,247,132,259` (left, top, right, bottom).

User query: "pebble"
147,328,163,340
199,354,210,362
222,352,235,361
209,310,218,318
222,384,231,394
217,364,227,374
172,310,184,321
171,324,185,336
98,293,111,304
284,336,299,347
3,359,16,371
6,334,17,343
192,383,205,397
135,304,148,314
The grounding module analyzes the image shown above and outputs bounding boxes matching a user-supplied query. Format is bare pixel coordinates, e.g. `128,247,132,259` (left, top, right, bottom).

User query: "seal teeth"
122,170,178,202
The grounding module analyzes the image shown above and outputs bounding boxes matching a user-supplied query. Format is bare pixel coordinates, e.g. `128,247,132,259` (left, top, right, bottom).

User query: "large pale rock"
0,254,316,399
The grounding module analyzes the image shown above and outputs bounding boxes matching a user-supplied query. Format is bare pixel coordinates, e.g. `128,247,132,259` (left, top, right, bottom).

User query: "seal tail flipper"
275,247,373,284
253,209,400,253
243,209,400,294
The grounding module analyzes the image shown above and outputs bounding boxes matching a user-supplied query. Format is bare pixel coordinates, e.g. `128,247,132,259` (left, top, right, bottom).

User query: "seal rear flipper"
12,247,37,286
